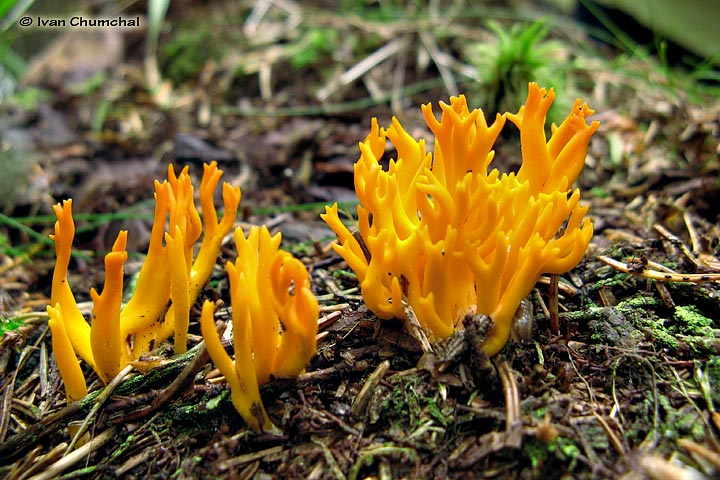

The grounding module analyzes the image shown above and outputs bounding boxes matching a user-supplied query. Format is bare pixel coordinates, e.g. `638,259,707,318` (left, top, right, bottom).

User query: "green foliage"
0,0,36,102
332,269,358,281
162,27,217,85
0,0,20,20
338,0,423,22
589,186,611,199
370,374,452,432
581,0,720,103
522,436,580,471
4,86,50,110
290,28,339,70
705,356,720,409
375,376,423,428
657,394,706,441
463,20,568,116
147,0,170,55
0,315,24,336
425,397,452,427
66,70,107,96
204,389,228,410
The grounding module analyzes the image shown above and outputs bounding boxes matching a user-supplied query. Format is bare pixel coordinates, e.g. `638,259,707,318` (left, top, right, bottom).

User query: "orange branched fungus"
322,83,598,356
200,226,319,432
47,162,241,400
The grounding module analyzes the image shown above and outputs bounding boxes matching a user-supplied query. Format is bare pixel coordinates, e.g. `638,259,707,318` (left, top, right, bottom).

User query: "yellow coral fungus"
49,200,95,370
89,231,128,383
200,225,319,431
126,162,242,358
322,83,598,356
47,304,87,402
48,162,240,400
117,180,172,351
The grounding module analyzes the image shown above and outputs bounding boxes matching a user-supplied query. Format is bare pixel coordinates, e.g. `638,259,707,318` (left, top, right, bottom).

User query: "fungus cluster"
46,83,598,430
47,162,241,399
322,83,598,355
47,162,319,431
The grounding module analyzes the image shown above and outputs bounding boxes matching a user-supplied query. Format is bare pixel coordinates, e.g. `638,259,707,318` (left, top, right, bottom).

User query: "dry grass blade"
13,443,67,480
27,427,116,480
653,224,710,270
217,445,285,472
678,438,720,471
418,30,458,95
548,274,559,335
636,454,707,480
316,37,409,102
1,326,50,446
0,401,84,464
592,412,625,455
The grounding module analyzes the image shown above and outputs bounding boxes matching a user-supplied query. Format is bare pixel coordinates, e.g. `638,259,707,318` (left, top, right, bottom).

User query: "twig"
592,412,625,454
318,310,344,332
121,339,212,423
548,274,559,335
296,360,370,384
152,342,209,410
0,401,85,464
319,303,349,314
66,364,133,454
682,212,703,254
653,224,705,270
217,445,285,472
403,301,433,354
495,359,520,431
351,360,390,417
597,255,720,282
0,338,40,445
313,437,347,480
15,443,68,480
536,275,578,296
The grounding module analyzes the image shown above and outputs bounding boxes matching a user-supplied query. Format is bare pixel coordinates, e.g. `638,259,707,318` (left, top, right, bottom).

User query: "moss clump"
674,305,714,336
632,313,680,350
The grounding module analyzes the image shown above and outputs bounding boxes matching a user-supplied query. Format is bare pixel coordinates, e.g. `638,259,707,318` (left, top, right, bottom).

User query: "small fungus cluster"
200,226,318,431
47,162,241,399
322,83,598,355
47,162,318,431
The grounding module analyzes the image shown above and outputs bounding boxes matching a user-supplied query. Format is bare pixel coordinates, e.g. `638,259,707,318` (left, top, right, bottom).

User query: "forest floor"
1,1,719,479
